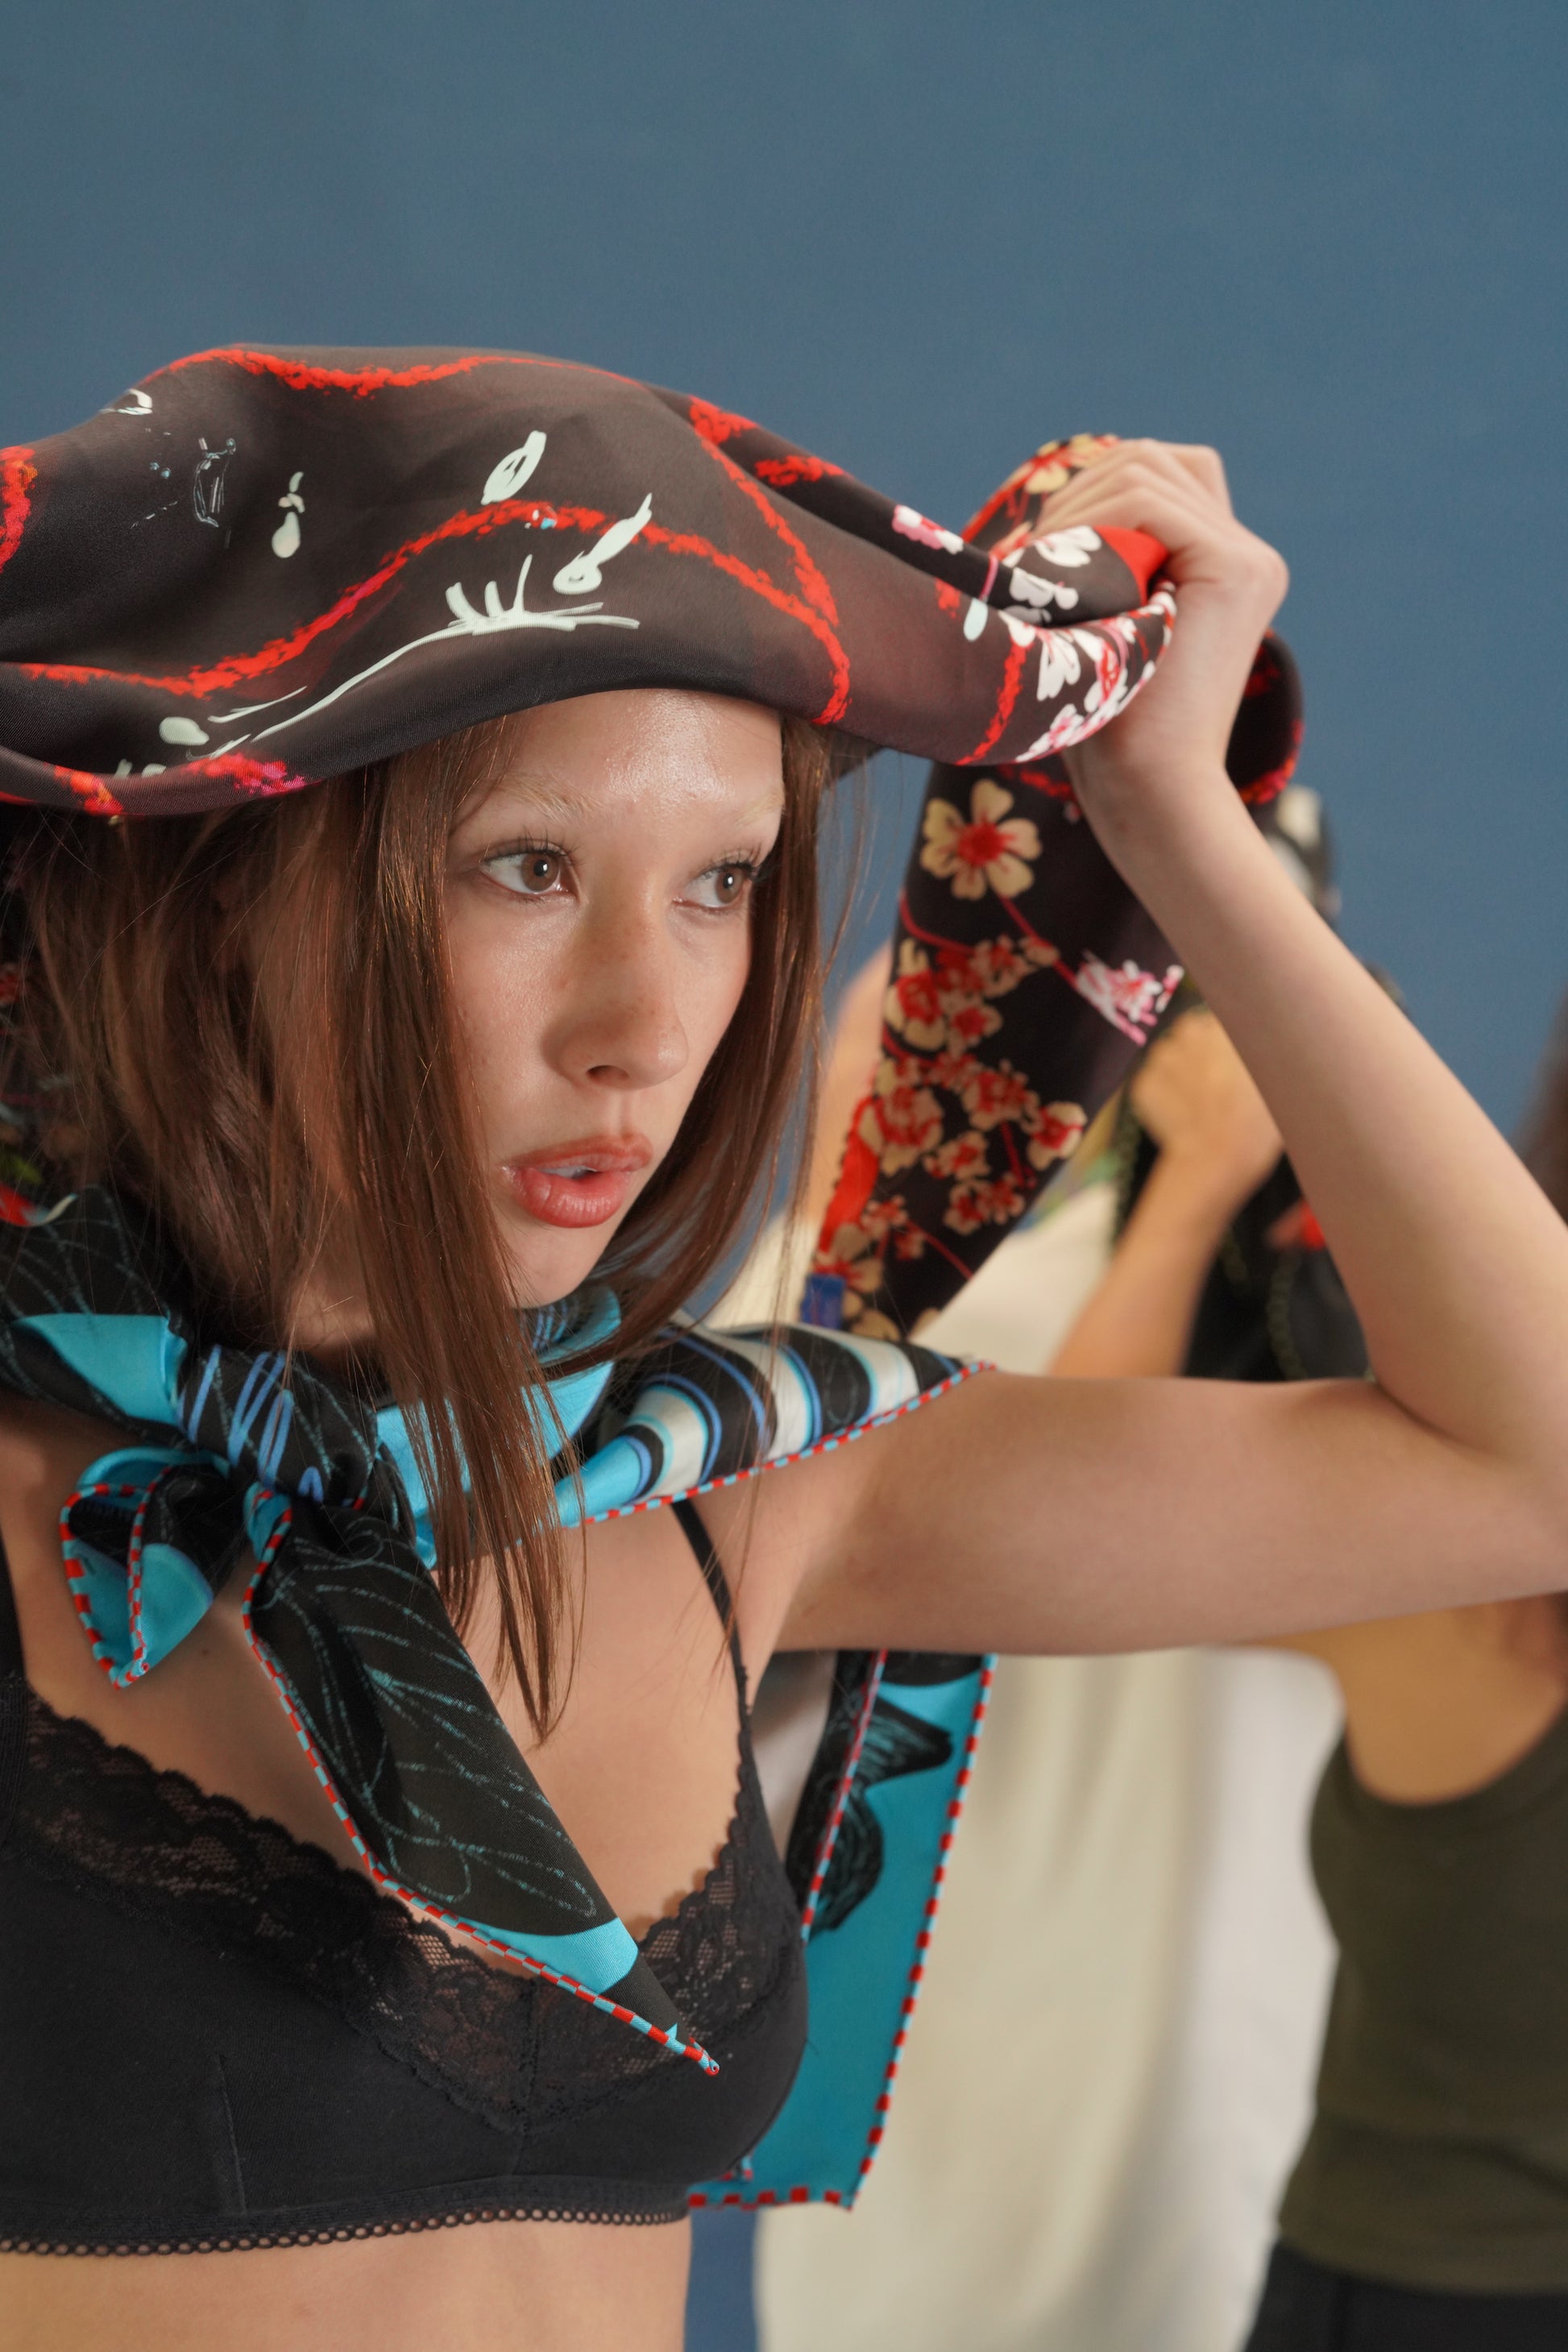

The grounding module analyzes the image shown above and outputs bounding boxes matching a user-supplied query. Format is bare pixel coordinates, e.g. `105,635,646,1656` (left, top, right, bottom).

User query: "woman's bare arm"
761,442,1568,1659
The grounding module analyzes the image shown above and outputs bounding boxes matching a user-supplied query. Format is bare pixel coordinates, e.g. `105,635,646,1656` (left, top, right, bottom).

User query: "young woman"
1055,999,1568,2349
2,351,1568,2352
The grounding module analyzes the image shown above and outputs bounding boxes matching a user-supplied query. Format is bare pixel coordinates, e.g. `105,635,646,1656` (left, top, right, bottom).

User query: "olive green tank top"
1280,1698,1568,2293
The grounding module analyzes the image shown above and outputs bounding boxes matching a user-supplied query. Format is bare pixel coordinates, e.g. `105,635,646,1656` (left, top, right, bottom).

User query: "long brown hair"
9,707,834,1733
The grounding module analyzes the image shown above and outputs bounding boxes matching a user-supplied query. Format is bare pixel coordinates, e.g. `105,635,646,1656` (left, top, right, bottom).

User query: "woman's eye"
485,848,566,897
687,862,755,911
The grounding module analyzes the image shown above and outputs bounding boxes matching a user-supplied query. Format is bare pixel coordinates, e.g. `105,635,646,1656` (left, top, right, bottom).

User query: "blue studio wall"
5,10,1568,2342
5,2,1568,1125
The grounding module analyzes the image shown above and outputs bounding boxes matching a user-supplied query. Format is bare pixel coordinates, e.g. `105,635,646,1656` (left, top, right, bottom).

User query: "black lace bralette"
0,1502,808,2255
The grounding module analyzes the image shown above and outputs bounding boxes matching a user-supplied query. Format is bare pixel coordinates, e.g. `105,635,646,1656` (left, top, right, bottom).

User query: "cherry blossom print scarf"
808,445,1302,1338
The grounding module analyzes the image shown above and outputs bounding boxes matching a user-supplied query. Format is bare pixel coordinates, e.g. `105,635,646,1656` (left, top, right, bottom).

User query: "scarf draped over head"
0,348,1296,1329
0,346,1296,817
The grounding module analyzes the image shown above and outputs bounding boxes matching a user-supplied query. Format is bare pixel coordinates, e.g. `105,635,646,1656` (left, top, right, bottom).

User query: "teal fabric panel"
696,1660,989,2208
17,1312,185,1425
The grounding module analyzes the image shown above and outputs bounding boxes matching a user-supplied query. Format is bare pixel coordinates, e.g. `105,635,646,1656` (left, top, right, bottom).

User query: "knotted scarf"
0,1182,971,2070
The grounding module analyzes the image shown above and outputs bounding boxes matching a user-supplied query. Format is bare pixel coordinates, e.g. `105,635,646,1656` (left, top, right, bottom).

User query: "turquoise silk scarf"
0,1185,973,2093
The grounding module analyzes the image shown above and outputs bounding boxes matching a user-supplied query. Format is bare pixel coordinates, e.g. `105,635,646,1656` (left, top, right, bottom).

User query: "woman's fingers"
1043,467,1280,604
1164,442,1232,512
1037,438,1224,534
990,439,1232,562
1040,446,1288,823
977,434,1289,830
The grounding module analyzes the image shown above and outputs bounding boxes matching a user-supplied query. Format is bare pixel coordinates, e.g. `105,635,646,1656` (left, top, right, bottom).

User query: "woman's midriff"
0,2218,691,2352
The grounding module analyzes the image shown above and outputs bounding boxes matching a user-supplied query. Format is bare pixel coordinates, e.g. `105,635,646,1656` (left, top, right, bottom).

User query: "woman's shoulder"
0,1392,127,1551
1315,1602,1568,1807
0,1392,147,1707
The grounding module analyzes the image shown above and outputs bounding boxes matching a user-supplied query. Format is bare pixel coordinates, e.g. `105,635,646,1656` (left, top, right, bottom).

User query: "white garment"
755,1188,1340,2352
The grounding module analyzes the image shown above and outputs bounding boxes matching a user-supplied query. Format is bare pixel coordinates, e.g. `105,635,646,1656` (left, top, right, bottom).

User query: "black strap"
0,1521,26,1848
670,1499,745,1690
0,1522,22,1682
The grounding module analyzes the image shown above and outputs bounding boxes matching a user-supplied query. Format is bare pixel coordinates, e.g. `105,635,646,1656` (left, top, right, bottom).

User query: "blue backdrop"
5,0,1568,1124
5,6,1566,2338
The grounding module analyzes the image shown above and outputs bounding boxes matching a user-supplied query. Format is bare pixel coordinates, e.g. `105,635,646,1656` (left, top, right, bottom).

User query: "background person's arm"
1048,1009,1280,1378
1046,999,1568,1803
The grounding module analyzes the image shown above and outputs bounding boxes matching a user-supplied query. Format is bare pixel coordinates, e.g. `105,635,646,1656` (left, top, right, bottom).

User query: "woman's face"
444,688,786,1308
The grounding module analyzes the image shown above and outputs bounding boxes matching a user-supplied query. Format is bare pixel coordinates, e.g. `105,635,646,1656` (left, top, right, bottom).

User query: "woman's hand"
1039,440,1288,851
1131,1006,1284,1214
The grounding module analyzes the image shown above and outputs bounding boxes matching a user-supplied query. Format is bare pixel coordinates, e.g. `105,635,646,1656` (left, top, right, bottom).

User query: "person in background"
1051,992,1568,2352
752,837,1338,2352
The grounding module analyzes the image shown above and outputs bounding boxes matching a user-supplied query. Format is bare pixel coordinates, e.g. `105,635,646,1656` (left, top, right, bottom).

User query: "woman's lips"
503,1135,653,1231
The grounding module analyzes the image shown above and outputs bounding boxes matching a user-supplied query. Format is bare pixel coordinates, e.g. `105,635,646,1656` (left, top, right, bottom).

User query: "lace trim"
7,1690,797,2138
0,2181,686,2257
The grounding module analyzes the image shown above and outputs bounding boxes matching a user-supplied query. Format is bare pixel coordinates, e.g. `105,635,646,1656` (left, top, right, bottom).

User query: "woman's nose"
556,920,691,1092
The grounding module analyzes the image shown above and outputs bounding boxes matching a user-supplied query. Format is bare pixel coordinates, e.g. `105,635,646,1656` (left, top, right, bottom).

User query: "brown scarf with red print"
0,351,1298,1325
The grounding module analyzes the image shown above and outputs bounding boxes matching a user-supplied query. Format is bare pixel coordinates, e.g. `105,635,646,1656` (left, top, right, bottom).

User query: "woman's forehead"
485,690,782,796
454,691,785,839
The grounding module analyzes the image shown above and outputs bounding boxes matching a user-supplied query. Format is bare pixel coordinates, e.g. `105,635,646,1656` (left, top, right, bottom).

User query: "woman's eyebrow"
476,771,583,823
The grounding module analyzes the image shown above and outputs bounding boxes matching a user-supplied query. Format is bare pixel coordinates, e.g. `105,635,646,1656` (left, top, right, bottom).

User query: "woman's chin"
500,1224,617,1314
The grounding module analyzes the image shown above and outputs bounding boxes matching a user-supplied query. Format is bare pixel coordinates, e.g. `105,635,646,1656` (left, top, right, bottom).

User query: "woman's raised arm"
771,443,1568,1659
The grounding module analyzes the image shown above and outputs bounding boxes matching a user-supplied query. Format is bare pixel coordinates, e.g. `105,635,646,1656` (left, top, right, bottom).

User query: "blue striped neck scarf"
0,1184,969,2068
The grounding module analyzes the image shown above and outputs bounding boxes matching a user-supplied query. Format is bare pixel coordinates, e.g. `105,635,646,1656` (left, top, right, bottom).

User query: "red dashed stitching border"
584,1362,984,1526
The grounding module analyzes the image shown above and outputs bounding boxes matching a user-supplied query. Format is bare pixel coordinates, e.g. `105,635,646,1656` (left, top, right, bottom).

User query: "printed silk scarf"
0,347,1298,1334
0,346,1304,2089
0,1182,973,2070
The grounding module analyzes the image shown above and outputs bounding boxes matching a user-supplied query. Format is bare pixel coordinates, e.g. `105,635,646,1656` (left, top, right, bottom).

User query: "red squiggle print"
1010,761,1076,803
817,1122,880,1251
195,753,313,798
696,436,841,632
962,631,1031,763
1095,525,1167,603
1238,728,1302,807
19,500,608,699
961,434,1118,545
156,348,639,397
0,447,35,579
52,766,124,818
895,888,970,957
753,453,845,490
641,521,852,729
687,398,759,446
